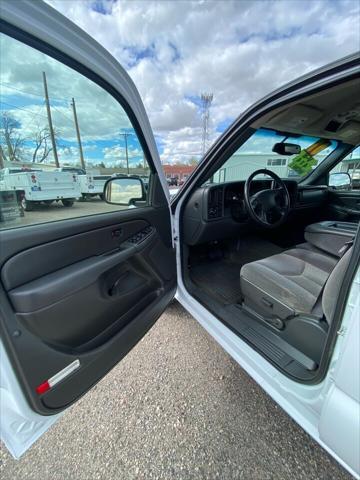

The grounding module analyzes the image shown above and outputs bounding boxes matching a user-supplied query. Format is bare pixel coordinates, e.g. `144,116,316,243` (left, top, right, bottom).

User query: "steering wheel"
244,169,290,228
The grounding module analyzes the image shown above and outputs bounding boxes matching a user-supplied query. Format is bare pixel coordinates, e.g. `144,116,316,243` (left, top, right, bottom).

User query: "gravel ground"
0,302,352,480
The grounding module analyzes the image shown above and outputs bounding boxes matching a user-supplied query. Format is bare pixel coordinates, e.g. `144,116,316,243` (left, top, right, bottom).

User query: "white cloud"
0,32,133,142
103,145,142,159
7,0,360,164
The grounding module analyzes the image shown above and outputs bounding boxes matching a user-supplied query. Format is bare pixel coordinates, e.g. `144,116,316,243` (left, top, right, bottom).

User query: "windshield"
211,129,338,183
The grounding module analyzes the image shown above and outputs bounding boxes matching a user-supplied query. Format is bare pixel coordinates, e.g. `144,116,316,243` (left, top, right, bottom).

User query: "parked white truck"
0,168,81,211
56,167,110,200
83,173,111,200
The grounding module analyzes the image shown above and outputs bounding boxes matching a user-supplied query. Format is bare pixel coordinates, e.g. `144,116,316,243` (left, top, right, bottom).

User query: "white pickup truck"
0,168,81,211
56,167,110,200
83,174,112,200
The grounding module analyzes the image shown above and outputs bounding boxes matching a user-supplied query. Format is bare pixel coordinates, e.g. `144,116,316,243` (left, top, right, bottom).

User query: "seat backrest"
322,247,353,324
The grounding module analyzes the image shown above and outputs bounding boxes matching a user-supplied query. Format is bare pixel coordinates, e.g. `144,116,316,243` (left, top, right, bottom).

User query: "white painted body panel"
319,271,360,476
77,174,109,196
91,175,111,194
0,340,61,459
0,170,81,201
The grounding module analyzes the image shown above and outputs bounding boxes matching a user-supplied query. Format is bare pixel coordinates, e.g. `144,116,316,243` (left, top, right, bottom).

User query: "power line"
0,81,109,105
0,82,70,104
0,100,49,120
20,101,47,132
1,99,76,128
51,104,74,123
1,82,139,128
0,82,47,99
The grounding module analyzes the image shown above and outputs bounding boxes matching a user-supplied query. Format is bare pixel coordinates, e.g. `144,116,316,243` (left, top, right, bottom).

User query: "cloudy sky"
47,0,359,164
0,31,145,168
1,0,359,167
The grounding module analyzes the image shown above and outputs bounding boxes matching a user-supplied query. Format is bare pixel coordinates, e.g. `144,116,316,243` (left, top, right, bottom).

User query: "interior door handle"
108,271,129,296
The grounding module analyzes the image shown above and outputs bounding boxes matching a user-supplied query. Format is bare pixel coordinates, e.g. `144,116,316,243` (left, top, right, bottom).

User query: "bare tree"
0,111,25,161
32,127,53,163
0,144,6,169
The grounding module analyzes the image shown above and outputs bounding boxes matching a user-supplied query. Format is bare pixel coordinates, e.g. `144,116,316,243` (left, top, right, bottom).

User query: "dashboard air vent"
207,187,223,219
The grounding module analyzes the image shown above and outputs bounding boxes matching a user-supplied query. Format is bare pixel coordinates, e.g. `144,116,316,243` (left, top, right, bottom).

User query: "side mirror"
328,172,351,190
272,142,301,156
103,177,146,206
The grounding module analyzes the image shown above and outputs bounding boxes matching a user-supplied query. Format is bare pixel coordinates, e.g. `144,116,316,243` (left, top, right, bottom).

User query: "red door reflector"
36,381,50,395
36,359,80,395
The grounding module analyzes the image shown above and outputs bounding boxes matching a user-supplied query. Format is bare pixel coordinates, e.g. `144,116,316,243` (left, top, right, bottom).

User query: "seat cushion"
240,248,337,318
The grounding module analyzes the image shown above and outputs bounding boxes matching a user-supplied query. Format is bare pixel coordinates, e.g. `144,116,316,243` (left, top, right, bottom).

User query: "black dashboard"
183,179,328,245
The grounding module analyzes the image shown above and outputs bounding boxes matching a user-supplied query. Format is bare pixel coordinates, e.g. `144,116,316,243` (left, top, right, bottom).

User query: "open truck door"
0,0,175,457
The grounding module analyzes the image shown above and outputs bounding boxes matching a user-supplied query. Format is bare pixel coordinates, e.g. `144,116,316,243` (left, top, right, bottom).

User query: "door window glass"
330,147,360,190
0,33,150,230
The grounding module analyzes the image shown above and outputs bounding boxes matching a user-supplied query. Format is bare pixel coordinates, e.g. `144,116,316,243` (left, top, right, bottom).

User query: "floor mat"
229,236,284,265
189,237,283,305
190,261,242,305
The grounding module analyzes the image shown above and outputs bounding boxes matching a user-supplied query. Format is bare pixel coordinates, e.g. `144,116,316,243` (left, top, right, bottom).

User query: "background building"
162,164,196,184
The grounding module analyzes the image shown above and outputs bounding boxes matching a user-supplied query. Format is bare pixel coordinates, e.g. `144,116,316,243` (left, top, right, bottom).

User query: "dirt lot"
0,302,351,480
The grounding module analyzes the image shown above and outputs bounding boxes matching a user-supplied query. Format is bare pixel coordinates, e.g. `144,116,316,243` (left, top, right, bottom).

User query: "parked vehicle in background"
56,167,110,201
0,189,24,223
85,173,111,200
0,168,81,211
167,177,178,186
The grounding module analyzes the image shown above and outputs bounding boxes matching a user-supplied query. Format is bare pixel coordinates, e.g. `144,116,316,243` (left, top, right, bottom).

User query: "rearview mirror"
272,142,301,156
104,177,146,206
328,172,351,190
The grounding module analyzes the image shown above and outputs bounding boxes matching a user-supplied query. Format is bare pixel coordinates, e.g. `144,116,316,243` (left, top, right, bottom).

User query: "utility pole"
119,132,131,174
71,98,86,170
124,133,129,175
201,93,213,156
42,71,59,167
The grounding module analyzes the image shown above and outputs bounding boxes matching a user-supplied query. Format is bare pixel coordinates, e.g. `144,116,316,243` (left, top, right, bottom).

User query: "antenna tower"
201,93,213,156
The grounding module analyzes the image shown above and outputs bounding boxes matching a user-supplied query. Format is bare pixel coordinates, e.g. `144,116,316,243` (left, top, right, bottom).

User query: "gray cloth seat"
240,247,339,321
